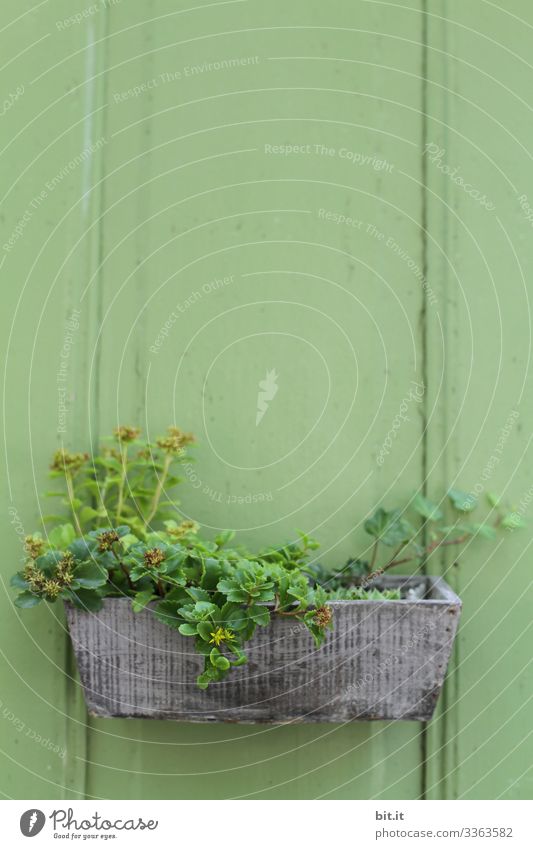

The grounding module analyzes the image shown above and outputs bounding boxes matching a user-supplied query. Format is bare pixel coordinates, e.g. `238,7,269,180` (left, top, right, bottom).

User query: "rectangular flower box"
65,575,461,723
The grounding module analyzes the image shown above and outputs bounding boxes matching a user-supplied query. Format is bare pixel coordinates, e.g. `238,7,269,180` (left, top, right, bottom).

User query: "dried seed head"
56,552,75,585
113,425,141,443
50,449,89,473
143,547,165,568
156,435,184,455
24,566,47,593
103,447,121,460
24,564,46,593
157,426,195,455
43,579,62,599
314,605,333,628
24,535,45,560
97,530,120,552
59,569,73,586
167,426,195,445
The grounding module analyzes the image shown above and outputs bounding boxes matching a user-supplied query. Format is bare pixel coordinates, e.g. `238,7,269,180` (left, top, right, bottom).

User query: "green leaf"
486,492,500,508
221,602,247,631
10,572,29,590
132,589,157,613
215,530,235,548
470,523,497,540
65,588,103,612
153,600,182,629
178,623,198,636
73,562,107,588
185,586,211,603
49,522,77,548
247,604,270,627
230,648,248,666
129,564,148,582
364,508,415,547
209,647,230,670
68,538,96,561
120,533,140,551
196,621,213,642
192,601,217,618
14,591,42,608
448,489,477,512
412,493,443,522
79,506,100,524
500,512,526,530
364,507,391,539
35,550,64,571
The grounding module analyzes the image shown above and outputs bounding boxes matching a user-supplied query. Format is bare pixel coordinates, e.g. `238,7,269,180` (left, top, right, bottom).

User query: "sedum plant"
11,428,518,688
46,425,195,538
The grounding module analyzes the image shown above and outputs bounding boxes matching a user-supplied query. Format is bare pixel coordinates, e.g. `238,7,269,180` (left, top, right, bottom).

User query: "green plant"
11,431,519,688
13,516,337,688
45,425,195,538
305,489,519,591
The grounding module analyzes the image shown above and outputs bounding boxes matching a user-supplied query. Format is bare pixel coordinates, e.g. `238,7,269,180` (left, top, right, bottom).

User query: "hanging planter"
65,575,461,723
13,426,516,725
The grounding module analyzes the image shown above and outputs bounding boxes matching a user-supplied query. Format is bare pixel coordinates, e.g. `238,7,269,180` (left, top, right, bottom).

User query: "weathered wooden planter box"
65,575,461,723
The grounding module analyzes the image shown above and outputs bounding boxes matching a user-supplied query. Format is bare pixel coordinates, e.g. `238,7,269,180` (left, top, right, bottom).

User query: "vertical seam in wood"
435,4,458,800
420,0,429,802
93,16,110,452
83,6,111,801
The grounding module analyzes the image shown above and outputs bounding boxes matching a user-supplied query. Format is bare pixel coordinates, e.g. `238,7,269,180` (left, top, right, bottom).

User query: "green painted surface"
0,0,531,800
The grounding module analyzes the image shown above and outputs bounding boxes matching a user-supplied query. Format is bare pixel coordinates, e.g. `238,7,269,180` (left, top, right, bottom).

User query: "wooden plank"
0,0,108,799
424,0,533,800
84,0,429,799
0,0,432,800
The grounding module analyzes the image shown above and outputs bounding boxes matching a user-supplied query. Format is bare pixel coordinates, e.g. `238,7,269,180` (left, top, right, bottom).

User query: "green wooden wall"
1,0,531,800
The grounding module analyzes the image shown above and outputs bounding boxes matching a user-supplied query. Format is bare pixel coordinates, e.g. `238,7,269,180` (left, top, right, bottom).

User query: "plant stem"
121,564,134,590
145,453,172,529
382,540,409,571
111,546,134,590
363,534,470,585
272,594,302,616
97,476,110,527
65,472,82,536
115,443,128,524
369,539,380,570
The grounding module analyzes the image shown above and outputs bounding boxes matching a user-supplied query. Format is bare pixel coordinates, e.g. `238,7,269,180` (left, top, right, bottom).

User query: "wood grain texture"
5,0,531,802
66,577,460,723
82,0,428,800
424,0,533,800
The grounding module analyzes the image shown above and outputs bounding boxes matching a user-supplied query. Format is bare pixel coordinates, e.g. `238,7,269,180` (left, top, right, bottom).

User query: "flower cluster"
143,547,166,568
314,605,333,628
166,519,199,539
97,530,120,552
24,535,45,560
22,552,75,601
209,627,236,646
113,426,141,443
157,426,195,455
50,449,89,473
